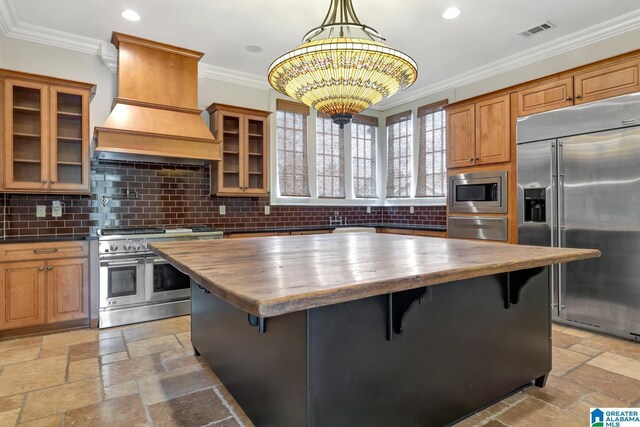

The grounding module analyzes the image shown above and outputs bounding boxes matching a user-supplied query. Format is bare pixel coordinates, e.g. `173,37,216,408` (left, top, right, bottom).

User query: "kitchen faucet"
329,211,346,226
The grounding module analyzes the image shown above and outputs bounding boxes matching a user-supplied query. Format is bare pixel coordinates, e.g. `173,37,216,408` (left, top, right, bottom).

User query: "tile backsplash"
0,160,445,238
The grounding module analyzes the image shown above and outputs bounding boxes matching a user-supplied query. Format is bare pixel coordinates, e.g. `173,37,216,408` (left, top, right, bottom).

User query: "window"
276,100,310,197
386,111,413,198
416,100,448,197
316,115,345,198
352,119,377,198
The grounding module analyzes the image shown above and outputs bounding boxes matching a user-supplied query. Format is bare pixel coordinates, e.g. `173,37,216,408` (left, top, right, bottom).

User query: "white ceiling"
5,0,640,109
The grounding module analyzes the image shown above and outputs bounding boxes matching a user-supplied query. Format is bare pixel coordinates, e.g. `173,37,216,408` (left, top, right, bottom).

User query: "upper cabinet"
207,104,271,197
1,70,95,194
517,56,640,117
518,77,574,117
446,94,511,169
574,57,640,105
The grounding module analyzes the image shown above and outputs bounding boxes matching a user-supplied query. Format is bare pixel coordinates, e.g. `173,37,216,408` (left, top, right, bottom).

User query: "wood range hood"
94,32,221,162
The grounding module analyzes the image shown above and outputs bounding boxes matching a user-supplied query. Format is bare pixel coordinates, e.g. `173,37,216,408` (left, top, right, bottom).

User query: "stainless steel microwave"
448,171,507,213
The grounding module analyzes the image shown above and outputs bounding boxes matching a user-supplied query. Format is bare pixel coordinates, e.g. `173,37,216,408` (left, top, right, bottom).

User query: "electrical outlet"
52,201,63,218
410,206,415,214
366,206,371,214
36,205,47,218
219,205,226,215
264,206,270,215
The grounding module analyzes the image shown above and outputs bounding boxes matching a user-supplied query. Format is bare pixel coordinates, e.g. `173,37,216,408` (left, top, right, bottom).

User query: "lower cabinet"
46,258,89,323
0,261,46,330
0,241,89,334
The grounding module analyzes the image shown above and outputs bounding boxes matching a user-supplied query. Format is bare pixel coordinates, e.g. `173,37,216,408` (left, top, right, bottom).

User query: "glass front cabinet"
207,103,270,196
1,71,94,194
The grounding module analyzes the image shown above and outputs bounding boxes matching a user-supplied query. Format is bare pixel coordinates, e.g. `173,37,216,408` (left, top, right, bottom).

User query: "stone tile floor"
0,317,637,426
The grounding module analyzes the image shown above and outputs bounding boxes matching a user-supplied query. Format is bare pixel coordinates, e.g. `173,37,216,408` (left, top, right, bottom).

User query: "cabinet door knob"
42,179,48,183
51,181,57,184
575,94,582,99
469,158,474,161
47,266,53,271
566,97,572,101
39,267,44,271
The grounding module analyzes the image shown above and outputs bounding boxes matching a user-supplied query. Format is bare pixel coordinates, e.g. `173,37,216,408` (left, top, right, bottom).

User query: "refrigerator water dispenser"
524,188,545,223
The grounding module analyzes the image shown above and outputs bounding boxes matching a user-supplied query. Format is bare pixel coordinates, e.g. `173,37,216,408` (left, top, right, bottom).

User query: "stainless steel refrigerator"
517,92,640,342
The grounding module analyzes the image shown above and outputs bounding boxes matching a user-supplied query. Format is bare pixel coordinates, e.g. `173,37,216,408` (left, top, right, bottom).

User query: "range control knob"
142,242,148,249
109,244,119,252
123,243,132,251
133,244,140,251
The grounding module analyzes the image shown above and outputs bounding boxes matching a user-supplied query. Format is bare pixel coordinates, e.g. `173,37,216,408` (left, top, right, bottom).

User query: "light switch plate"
52,201,63,217
36,205,46,218
264,206,270,215
366,206,371,214
410,206,415,214
219,205,226,215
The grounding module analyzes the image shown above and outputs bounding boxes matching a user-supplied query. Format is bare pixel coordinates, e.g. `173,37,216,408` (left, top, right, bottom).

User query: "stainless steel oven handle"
102,260,142,267
152,258,167,264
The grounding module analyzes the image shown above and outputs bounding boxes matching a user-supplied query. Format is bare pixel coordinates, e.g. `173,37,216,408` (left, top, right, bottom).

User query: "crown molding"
198,63,270,89
100,41,117,73
374,8,640,111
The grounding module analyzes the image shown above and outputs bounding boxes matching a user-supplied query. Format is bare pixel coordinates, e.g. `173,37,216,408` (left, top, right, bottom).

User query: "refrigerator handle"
557,140,565,315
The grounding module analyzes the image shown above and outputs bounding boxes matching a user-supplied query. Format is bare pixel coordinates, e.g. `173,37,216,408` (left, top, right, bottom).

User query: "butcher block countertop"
150,233,600,317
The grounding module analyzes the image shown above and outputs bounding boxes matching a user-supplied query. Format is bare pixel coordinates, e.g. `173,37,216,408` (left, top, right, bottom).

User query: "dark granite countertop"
0,235,96,244
221,224,446,235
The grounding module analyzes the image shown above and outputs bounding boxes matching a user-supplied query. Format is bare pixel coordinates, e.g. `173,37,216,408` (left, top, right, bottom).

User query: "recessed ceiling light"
442,7,461,20
121,10,141,22
246,45,263,53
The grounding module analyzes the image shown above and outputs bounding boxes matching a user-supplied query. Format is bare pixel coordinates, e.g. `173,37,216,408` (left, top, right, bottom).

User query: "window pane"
276,111,310,197
351,123,378,198
386,118,413,198
416,109,447,198
316,116,345,198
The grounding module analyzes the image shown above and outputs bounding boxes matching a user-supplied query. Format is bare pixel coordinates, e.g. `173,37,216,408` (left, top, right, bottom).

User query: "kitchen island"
150,233,599,427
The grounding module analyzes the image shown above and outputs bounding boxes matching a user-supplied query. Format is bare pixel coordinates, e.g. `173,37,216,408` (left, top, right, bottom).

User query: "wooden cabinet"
0,241,89,335
446,94,510,169
207,104,271,196
517,57,640,117
574,57,640,105
518,77,574,116
446,104,475,168
46,258,89,323
1,70,94,194
0,261,46,330
475,95,511,165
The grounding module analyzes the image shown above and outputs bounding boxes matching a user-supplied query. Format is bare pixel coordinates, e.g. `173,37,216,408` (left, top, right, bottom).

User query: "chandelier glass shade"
268,0,418,127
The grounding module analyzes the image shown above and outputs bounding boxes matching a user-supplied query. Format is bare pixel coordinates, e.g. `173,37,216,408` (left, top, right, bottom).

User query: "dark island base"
191,268,551,427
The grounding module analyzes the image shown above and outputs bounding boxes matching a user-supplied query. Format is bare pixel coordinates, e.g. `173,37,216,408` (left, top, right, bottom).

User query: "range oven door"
448,171,508,213
145,257,191,303
100,257,146,308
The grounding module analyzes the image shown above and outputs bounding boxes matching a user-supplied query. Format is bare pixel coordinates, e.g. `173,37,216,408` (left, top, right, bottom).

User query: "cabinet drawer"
0,241,88,262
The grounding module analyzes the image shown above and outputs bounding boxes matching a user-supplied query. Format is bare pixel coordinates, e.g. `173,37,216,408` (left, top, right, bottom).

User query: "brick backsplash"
0,160,445,238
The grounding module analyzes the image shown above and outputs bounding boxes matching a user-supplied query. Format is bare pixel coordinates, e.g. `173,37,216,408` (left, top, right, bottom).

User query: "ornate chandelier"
268,0,418,127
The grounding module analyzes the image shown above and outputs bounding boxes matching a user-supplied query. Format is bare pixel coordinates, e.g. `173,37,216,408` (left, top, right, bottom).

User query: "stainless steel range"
98,226,223,328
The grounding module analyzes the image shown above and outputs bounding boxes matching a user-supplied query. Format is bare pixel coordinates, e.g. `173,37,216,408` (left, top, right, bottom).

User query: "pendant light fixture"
268,0,418,127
